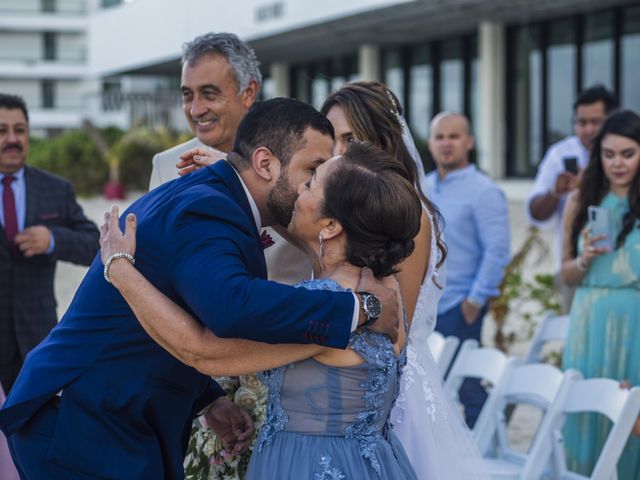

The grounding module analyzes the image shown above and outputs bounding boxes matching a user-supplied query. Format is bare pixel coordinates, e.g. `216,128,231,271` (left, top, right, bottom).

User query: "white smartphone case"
588,206,614,250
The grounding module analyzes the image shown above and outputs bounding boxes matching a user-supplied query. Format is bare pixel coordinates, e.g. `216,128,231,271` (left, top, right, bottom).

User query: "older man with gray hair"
149,32,261,188
150,32,311,284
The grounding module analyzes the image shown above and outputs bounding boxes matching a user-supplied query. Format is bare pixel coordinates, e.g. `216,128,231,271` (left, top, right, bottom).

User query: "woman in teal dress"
561,110,640,478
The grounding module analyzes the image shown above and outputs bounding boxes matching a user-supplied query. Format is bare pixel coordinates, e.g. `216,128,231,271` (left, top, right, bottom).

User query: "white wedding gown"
390,207,489,479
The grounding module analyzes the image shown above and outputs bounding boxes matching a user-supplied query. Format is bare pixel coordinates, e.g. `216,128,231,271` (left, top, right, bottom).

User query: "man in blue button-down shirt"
425,112,510,427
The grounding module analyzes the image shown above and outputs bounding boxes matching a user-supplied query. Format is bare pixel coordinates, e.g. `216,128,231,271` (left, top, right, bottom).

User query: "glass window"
408,45,432,141
311,63,330,110
102,0,123,8
41,0,56,12
330,56,357,93
42,80,55,109
582,11,614,89
622,6,640,111
292,66,310,104
383,49,404,106
261,78,275,100
439,39,464,113
102,80,122,111
311,76,330,110
512,26,543,176
469,37,479,138
43,32,56,61
547,19,576,147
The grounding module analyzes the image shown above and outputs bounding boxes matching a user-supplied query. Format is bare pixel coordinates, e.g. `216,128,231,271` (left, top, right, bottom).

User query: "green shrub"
28,129,112,196
28,126,191,195
115,126,189,191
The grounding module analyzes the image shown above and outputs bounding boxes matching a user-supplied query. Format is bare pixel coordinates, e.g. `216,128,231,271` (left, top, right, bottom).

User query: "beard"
267,170,298,227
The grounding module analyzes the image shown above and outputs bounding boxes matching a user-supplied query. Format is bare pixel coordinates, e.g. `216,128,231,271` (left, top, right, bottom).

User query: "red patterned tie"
2,175,18,245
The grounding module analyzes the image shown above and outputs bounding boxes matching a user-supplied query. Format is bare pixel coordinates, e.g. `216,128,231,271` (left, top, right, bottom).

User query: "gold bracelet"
103,252,135,283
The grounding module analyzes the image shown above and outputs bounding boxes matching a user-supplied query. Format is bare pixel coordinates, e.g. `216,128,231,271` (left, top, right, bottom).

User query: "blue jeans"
435,301,488,428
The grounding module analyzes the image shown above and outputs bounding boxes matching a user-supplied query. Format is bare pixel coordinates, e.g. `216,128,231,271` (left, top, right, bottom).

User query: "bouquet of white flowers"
184,375,268,480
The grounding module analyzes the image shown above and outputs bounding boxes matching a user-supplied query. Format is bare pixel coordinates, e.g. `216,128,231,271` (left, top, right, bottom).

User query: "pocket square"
39,212,60,220
260,230,275,249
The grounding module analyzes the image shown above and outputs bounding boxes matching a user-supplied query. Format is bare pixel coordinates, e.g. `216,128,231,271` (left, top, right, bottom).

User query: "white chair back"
551,379,640,480
474,363,568,455
427,331,460,377
524,313,570,364
475,364,581,480
444,339,515,415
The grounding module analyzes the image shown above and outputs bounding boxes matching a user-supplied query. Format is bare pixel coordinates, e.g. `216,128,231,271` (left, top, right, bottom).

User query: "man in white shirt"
526,85,617,311
149,32,311,284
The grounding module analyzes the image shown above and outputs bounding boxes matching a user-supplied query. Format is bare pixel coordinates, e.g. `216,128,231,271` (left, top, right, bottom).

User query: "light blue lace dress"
246,278,418,479
563,192,640,478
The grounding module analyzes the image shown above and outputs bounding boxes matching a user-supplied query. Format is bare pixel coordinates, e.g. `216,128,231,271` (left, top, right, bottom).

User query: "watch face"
364,295,381,318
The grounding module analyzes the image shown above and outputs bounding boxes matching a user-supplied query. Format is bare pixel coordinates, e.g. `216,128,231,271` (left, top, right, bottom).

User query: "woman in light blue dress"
561,110,640,478
101,141,422,479
243,141,419,479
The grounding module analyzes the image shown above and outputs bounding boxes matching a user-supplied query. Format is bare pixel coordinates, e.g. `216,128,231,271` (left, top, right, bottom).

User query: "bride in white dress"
322,82,488,479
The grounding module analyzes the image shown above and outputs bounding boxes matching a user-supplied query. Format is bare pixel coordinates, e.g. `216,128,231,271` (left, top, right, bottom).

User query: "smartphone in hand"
563,156,579,175
588,206,614,251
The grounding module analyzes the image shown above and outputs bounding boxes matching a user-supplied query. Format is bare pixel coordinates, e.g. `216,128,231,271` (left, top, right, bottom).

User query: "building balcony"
0,11,87,32
0,59,87,79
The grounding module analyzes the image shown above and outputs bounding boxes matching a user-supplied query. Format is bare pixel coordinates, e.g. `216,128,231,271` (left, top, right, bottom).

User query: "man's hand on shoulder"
356,267,401,344
203,397,254,455
177,147,226,176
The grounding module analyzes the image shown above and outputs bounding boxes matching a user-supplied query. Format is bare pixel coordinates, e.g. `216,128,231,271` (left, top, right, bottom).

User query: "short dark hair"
0,94,29,122
229,98,334,169
181,32,262,93
323,141,422,277
574,85,617,113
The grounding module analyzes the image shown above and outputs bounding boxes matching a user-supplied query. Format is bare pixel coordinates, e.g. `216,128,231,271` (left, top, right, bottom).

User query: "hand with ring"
579,227,610,270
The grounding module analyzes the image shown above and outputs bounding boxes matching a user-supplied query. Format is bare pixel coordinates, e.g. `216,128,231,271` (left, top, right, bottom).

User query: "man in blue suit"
0,98,399,479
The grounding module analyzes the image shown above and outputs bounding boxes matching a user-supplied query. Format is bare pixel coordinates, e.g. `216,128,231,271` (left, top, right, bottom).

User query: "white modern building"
2,0,639,182
0,0,91,135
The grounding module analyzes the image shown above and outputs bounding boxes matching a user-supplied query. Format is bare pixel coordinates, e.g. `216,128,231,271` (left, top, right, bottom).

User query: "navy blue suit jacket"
0,161,354,479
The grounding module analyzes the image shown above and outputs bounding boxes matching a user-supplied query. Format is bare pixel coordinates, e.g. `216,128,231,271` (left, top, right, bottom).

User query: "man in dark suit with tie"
0,97,399,479
0,94,99,394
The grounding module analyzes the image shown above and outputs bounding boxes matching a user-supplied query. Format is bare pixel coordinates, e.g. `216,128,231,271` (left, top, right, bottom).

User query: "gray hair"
181,32,262,94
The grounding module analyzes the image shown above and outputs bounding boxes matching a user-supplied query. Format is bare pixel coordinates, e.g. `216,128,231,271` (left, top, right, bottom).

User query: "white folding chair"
444,339,516,426
427,331,460,377
473,364,581,479
524,313,570,364
550,379,640,480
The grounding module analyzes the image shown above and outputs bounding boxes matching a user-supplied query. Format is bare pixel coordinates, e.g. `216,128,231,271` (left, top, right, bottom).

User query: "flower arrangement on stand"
184,375,268,480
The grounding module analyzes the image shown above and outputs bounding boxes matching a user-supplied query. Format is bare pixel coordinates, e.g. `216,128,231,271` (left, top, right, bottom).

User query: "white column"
478,21,506,179
269,62,289,98
358,44,380,82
